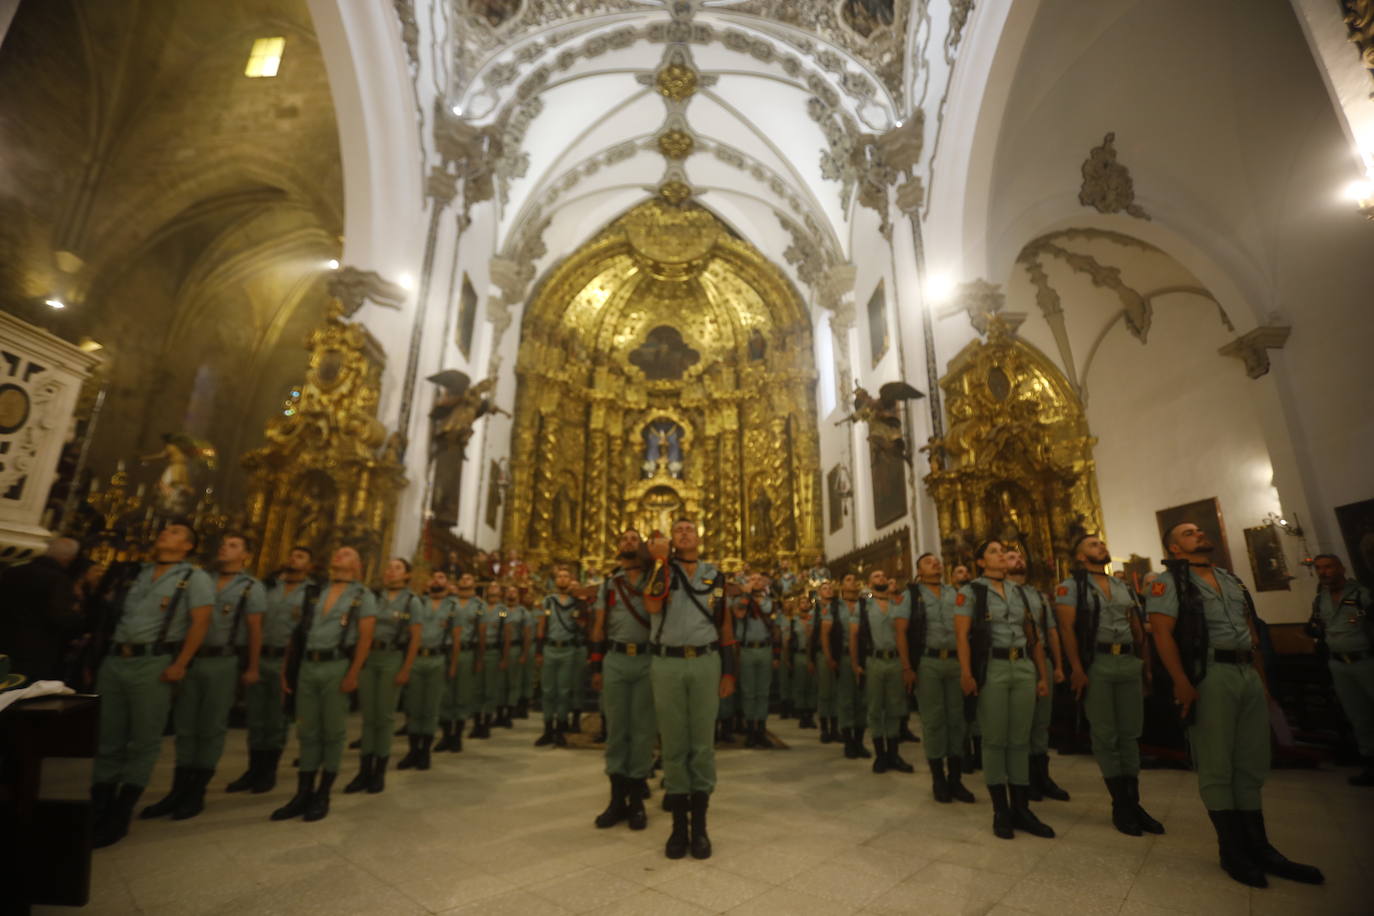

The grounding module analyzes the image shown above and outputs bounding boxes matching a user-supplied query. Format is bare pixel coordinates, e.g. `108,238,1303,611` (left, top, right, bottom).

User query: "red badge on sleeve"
955,593,966,607
1055,586,1068,597
1150,582,1166,597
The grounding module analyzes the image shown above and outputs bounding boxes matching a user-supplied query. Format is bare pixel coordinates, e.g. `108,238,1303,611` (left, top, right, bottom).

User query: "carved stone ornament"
1079,133,1150,220
1218,325,1292,379
952,279,1026,337
1343,1,1374,84
327,266,407,317
657,128,695,160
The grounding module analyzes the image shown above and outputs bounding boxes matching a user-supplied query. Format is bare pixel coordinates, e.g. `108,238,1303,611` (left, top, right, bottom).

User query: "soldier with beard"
1308,554,1374,785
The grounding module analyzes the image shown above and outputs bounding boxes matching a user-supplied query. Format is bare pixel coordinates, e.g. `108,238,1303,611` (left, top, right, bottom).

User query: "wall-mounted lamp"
1264,511,1303,538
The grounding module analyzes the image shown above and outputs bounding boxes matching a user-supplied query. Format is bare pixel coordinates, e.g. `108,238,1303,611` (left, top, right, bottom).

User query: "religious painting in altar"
1155,497,1233,573
502,198,823,572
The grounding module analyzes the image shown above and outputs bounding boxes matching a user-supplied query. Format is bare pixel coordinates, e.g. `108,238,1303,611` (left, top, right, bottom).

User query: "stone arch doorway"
503,198,823,571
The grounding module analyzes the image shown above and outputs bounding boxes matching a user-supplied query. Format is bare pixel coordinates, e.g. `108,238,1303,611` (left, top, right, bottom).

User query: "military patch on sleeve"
1056,586,1068,597
955,593,966,607
1150,582,1167,597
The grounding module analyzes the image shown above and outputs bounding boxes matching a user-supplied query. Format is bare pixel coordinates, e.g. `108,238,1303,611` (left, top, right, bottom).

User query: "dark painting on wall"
870,437,906,529
1335,497,1374,586
457,273,479,358
484,459,503,530
1244,524,1292,591
827,464,846,534
1155,497,1233,572
867,280,888,367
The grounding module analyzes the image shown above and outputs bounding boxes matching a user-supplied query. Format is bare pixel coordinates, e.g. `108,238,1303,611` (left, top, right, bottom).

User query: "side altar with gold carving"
241,301,407,583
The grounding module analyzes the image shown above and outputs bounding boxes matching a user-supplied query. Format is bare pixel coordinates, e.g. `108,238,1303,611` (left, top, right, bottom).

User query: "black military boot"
271,771,315,821
499,706,514,728
554,718,569,747
718,717,735,744
1009,784,1055,838
988,784,1013,839
140,767,190,819
886,740,915,773
348,737,361,749
872,738,890,773
898,716,919,744
595,774,628,829
304,770,336,822
253,749,281,793
93,784,143,849
970,735,983,771
664,794,690,859
226,751,260,793
535,721,556,747
91,782,116,837
818,717,833,743
1207,810,1267,887
744,721,760,749
930,758,952,802
689,791,712,859
626,778,648,830
394,723,407,736
369,757,389,794
434,720,453,751
515,698,530,719
854,727,872,759
780,700,793,720
947,756,977,803
469,717,485,740
1033,753,1070,801
1106,776,1142,836
571,710,583,733
1350,758,1374,786
172,769,211,820
415,735,433,772
799,711,815,729
1238,810,1324,884
594,717,608,743
397,735,423,770
344,754,374,793
1124,777,1163,834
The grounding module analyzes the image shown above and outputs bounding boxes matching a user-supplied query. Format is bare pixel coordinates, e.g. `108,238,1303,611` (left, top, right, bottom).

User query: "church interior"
1,1,1373,914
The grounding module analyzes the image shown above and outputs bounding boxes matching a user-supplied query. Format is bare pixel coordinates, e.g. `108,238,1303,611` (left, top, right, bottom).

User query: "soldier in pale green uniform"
955,539,1054,840
733,573,778,749
536,569,582,747
345,558,421,794
1149,521,1322,888
775,593,793,720
813,581,840,744
849,569,916,774
442,576,485,747
590,529,654,830
645,521,736,860
91,521,215,848
909,553,975,803
1054,535,1161,835
825,573,871,759
519,588,537,717
570,596,592,734
401,568,456,769
144,533,266,822
272,547,377,824
1005,549,1069,803
787,597,818,729
1309,554,1374,786
473,582,504,737
500,583,531,726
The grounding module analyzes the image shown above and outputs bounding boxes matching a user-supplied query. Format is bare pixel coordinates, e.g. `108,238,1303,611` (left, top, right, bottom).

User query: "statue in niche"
641,419,685,478
628,325,700,381
837,380,924,464
842,0,895,38
467,0,522,28
749,487,774,553
427,369,509,525
747,329,767,362
141,433,216,516
552,484,575,545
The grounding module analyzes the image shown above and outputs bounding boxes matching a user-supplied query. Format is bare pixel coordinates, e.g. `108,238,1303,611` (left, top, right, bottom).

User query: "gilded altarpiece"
241,301,407,583
504,199,823,571
924,318,1103,589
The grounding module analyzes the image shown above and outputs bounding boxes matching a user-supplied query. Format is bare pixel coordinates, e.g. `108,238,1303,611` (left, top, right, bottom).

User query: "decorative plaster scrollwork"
1079,133,1150,220
1343,1,1374,84
327,267,408,317
951,279,1026,337
1218,325,1292,379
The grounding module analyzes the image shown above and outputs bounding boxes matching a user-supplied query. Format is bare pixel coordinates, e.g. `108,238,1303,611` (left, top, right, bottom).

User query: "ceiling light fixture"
45,298,65,309
326,258,340,270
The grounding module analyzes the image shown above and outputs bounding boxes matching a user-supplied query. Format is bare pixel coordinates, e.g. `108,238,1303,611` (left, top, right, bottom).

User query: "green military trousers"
173,654,238,769
1330,657,1374,757
865,655,905,738
245,655,288,750
776,649,791,709
978,657,1036,787
1189,659,1270,811
837,664,866,730
94,653,175,788
1085,653,1144,777
504,645,525,706
603,649,655,778
739,646,773,721
573,645,589,716
717,687,738,722
541,645,576,722
521,649,535,703
406,654,445,736
450,649,475,720
296,657,349,773
1029,658,1055,756
480,648,503,715
917,654,965,760
816,659,838,718
651,651,721,794
791,653,817,713
358,649,403,757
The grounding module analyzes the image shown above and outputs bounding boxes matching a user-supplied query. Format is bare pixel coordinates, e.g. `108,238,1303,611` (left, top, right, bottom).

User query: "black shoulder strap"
155,570,195,644
228,578,254,646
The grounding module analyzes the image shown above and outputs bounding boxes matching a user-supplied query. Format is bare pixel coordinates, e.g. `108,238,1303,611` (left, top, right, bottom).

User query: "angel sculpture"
427,370,509,524
836,380,925,464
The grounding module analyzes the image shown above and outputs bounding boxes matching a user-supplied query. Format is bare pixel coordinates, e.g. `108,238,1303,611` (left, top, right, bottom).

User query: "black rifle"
905,582,928,665
284,581,323,717
1163,559,1208,726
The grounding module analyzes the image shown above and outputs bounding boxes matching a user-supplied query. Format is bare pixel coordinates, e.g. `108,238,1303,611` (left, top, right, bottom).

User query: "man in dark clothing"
0,538,83,682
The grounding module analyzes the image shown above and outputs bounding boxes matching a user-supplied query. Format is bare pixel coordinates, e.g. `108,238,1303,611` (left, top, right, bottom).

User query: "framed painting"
1335,497,1374,585
1243,524,1292,591
1155,497,1233,572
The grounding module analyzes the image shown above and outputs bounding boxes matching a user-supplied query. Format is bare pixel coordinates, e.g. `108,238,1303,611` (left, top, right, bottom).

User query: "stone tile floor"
38,714,1372,915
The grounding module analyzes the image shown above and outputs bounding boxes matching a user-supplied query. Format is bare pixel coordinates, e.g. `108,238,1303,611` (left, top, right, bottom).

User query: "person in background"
0,537,83,682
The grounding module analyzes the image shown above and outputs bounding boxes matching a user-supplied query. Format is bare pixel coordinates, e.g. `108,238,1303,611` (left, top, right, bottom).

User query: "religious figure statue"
641,419,684,478
427,370,509,525
140,433,215,516
836,380,924,464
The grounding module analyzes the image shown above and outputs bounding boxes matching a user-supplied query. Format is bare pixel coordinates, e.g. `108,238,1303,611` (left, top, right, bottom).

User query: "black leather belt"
547,639,576,648
610,640,649,656
1334,649,1373,664
1096,642,1134,656
925,648,955,659
416,647,443,657
110,642,177,657
303,649,346,662
651,642,719,658
371,641,402,651
258,646,289,659
991,647,1028,661
743,640,772,649
196,646,236,658
1212,649,1254,665
870,649,899,660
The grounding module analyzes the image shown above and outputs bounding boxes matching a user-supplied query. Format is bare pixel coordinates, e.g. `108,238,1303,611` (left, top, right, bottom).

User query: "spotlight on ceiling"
326,258,340,270
399,273,416,291
45,298,65,310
